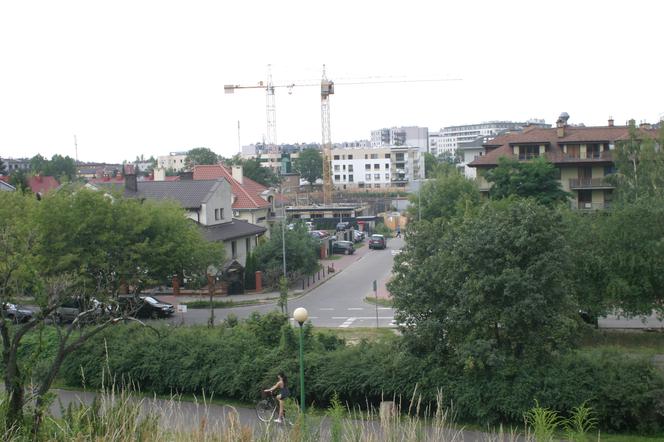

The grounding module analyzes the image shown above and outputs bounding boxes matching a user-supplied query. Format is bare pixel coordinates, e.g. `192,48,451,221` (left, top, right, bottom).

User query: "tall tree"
407,167,480,222
390,199,578,364
484,156,570,206
184,147,219,169
8,169,29,192
47,154,76,181
294,148,323,186
0,157,6,175
29,154,48,174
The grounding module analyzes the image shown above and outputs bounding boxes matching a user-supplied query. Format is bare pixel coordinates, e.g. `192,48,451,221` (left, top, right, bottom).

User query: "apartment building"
330,145,424,189
429,120,549,156
371,126,429,152
157,152,187,172
469,114,659,210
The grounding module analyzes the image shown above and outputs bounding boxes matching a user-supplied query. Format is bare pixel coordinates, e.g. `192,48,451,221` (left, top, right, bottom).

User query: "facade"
469,114,659,210
330,145,424,189
157,152,187,172
429,120,549,156
3,158,30,173
371,126,429,152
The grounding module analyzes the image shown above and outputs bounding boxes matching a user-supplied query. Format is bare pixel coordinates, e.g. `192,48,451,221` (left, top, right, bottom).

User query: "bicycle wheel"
256,399,277,422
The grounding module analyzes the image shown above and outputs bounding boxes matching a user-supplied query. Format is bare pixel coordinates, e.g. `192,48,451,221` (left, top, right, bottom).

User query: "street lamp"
293,307,309,413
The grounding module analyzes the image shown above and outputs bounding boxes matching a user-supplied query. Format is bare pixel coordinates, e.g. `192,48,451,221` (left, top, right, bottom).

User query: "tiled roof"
27,176,59,194
200,219,267,242
470,125,659,167
193,165,271,210
95,179,224,209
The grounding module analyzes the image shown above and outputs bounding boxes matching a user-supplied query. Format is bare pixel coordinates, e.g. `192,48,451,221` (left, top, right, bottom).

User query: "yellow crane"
225,66,460,205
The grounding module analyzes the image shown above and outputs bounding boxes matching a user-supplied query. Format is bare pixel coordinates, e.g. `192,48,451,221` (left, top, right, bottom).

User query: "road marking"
319,308,334,311
333,316,394,320
339,317,356,328
377,307,391,310
348,307,363,311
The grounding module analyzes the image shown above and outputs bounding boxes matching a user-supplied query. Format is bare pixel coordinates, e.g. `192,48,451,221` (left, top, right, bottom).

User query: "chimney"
232,165,244,184
640,121,652,130
125,173,138,192
608,116,614,127
556,112,569,138
154,167,165,181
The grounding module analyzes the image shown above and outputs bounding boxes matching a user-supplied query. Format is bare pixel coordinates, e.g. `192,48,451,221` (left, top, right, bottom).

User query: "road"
164,237,405,328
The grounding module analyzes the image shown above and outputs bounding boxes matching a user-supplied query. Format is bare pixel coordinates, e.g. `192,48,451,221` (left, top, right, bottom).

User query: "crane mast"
320,65,334,205
265,64,278,172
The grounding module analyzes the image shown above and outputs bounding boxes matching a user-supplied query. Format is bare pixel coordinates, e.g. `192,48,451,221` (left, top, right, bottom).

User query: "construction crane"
225,66,460,205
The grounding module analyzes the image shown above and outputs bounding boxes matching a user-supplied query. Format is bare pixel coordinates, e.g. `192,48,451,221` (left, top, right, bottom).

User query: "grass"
580,329,664,357
364,296,394,308
315,326,396,342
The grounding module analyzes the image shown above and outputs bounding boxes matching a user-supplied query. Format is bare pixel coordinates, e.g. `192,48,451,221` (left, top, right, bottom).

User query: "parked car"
353,230,365,243
55,297,109,323
336,221,351,231
332,240,355,255
305,221,315,231
309,230,329,240
2,303,34,323
120,295,175,319
368,234,387,250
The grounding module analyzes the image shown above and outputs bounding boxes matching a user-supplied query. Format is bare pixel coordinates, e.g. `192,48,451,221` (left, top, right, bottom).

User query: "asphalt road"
164,237,405,328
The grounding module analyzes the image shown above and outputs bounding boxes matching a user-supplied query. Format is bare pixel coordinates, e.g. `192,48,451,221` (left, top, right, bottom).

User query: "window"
370,153,378,159
374,173,380,180
342,164,346,170
604,165,616,176
385,163,390,169
333,155,340,160
365,173,372,181
348,155,353,160
348,165,353,172
348,174,354,182
365,154,368,159
385,173,390,180
246,238,251,254
342,174,346,180
365,164,371,170
385,154,391,159
334,174,340,181
334,165,340,171
396,153,404,161
587,144,602,159
374,163,380,170
231,241,237,259
214,209,220,220
518,145,540,160
374,184,381,188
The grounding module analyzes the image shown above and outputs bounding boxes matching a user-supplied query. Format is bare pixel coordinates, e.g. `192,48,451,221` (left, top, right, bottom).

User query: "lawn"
580,329,664,357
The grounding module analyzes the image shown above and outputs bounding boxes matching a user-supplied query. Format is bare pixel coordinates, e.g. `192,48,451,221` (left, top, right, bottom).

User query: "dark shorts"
278,388,289,399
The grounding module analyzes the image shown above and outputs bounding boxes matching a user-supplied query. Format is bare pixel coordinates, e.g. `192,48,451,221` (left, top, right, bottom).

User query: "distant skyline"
1,0,663,164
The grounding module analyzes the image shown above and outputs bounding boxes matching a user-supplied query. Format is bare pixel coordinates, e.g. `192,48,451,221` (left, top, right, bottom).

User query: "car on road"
353,230,365,243
120,295,175,319
336,221,351,231
55,297,110,323
2,303,34,323
368,234,387,250
332,240,355,255
309,230,329,240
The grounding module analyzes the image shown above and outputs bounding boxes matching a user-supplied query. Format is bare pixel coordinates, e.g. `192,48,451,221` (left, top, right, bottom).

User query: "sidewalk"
157,242,374,307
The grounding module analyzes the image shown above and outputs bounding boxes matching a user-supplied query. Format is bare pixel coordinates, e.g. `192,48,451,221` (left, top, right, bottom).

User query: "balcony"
568,178,615,190
572,201,611,211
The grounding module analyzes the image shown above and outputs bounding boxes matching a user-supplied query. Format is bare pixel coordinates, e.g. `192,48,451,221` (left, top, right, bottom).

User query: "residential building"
27,175,60,196
371,126,429,152
330,145,424,189
3,158,30,173
469,114,659,210
0,177,16,192
157,152,188,172
193,164,274,229
430,120,549,156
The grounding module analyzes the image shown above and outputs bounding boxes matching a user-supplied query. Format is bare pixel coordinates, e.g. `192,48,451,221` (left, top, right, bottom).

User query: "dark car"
120,295,175,319
369,234,387,250
2,303,34,323
332,240,355,255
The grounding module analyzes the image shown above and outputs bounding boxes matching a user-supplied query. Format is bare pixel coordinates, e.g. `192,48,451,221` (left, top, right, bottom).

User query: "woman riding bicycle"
263,372,289,423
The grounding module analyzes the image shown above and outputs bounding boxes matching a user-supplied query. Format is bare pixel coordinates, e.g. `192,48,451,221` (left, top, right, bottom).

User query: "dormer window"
518,145,540,160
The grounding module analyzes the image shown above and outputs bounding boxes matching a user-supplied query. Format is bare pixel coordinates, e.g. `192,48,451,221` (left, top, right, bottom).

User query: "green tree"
609,120,664,203
0,157,6,175
252,222,319,287
29,154,48,174
389,199,578,364
484,157,570,206
423,152,437,178
294,148,323,186
407,167,480,222
225,155,280,187
8,169,29,192
47,154,76,181
184,147,219,169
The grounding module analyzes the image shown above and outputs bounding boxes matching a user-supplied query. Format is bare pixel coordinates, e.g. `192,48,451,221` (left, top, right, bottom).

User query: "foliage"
184,147,219,169
524,401,562,442
277,276,288,314
225,155,280,187
29,154,76,181
373,222,392,238
407,167,479,222
564,402,599,442
252,222,319,287
484,156,570,206
243,252,257,290
295,148,323,185
609,121,664,203
390,199,578,364
8,170,29,191
0,157,6,175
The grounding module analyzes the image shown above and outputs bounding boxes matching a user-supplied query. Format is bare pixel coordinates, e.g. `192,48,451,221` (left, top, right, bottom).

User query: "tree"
224,156,280,187
0,189,223,434
8,169,29,192
389,199,578,365
407,167,480,222
184,147,219,170
29,154,48,174
0,157,6,175
47,154,76,181
294,148,323,186
609,120,664,203
252,222,319,287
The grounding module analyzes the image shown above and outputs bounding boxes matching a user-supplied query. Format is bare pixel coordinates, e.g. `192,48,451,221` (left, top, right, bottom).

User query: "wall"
200,179,232,226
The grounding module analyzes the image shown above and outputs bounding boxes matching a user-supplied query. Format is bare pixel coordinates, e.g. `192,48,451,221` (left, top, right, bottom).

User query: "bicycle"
256,391,292,425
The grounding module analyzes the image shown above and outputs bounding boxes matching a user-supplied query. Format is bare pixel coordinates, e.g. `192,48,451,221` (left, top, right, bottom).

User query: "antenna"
74,134,78,163
237,120,241,154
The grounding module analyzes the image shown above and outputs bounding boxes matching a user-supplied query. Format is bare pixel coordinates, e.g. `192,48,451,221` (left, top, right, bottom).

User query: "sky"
1,0,663,164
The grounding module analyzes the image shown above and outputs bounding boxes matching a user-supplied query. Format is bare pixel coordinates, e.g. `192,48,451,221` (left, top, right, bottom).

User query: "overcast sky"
1,0,662,164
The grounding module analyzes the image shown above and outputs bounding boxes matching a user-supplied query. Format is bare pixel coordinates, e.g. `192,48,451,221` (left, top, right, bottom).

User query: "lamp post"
293,307,309,413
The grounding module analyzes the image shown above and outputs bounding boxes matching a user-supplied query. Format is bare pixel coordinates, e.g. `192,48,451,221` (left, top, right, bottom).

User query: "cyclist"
264,372,289,423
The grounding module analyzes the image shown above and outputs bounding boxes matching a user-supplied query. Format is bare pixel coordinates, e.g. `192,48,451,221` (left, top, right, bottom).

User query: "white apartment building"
371,126,428,152
429,120,549,156
157,152,188,172
330,145,424,189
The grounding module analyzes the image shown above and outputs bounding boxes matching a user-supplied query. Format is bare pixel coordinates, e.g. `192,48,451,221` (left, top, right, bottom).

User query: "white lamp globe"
293,307,309,324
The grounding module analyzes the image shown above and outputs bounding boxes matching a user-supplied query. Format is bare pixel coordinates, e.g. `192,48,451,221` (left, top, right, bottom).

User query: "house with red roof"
193,164,275,228
469,113,659,210
27,175,60,197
